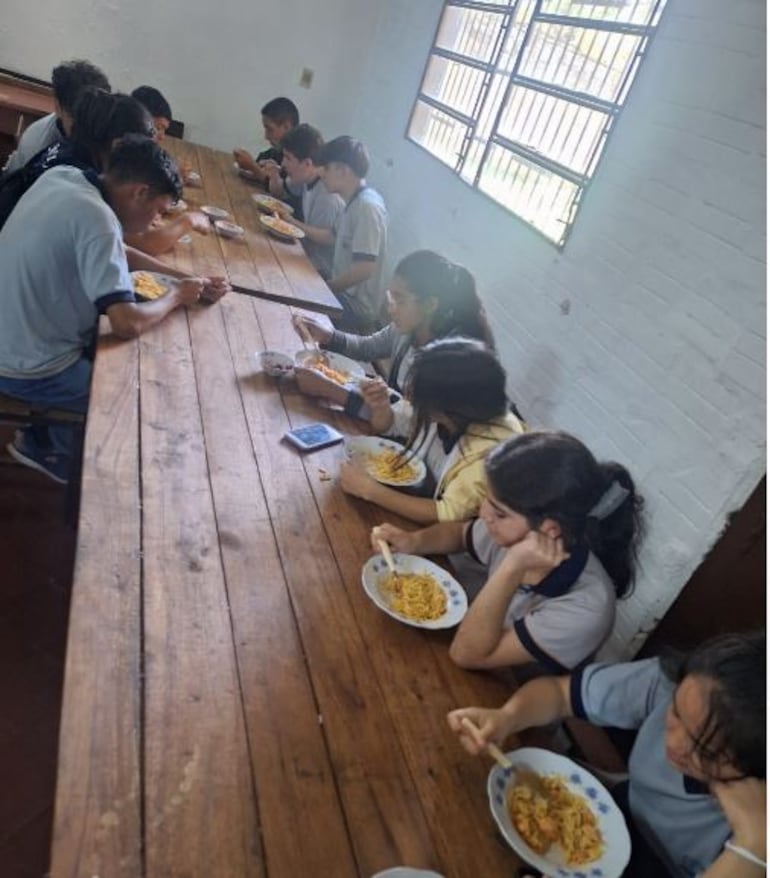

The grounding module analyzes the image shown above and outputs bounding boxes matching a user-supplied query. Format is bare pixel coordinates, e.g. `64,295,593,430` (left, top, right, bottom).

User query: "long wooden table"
49,143,527,877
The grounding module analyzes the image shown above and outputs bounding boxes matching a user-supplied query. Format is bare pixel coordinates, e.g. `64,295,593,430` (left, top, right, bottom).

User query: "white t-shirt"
3,113,63,175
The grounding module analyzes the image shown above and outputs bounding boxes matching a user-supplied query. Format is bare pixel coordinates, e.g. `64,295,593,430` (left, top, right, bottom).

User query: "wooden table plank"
243,299,522,877
222,295,440,875
186,294,358,877
138,312,262,877
50,331,142,878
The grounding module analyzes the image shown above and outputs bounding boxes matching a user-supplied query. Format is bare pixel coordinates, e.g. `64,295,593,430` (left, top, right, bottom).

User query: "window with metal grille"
408,0,669,247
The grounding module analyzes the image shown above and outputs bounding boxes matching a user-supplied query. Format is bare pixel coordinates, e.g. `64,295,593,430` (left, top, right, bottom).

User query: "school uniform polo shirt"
3,113,64,176
0,165,134,378
466,519,616,671
332,185,387,324
300,177,344,278
572,659,730,877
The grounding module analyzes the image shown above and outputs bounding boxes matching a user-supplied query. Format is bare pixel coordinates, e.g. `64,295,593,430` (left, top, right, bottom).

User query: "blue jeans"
0,357,91,460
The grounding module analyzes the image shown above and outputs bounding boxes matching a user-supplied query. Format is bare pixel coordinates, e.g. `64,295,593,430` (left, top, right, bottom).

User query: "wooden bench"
0,392,85,427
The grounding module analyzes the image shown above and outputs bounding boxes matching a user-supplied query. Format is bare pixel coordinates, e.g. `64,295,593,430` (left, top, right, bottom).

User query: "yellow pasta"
133,272,167,300
306,356,350,385
380,572,447,622
508,774,604,866
364,449,418,483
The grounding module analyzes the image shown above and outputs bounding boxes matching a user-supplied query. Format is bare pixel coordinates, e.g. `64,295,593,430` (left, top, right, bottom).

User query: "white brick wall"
351,0,766,657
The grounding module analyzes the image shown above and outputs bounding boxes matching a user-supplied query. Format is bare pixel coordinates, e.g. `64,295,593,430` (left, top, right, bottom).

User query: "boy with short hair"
131,85,173,141
277,124,343,278
3,59,110,175
313,136,387,332
0,134,228,483
232,96,299,189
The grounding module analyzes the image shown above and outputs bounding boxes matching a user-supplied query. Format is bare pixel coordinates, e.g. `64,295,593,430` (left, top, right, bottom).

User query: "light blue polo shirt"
300,177,343,278
3,113,63,175
572,658,730,877
0,165,134,378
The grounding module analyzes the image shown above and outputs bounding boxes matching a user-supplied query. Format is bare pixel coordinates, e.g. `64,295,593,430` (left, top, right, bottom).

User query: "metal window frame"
406,0,667,248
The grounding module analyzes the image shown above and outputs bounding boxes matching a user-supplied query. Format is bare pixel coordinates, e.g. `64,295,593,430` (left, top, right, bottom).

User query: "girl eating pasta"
341,338,524,524
447,630,766,878
291,249,495,435
372,430,643,672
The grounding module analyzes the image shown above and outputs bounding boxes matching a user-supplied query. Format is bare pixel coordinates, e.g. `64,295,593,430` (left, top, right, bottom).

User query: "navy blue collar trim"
683,774,710,796
345,183,368,210
306,175,321,191
525,545,589,598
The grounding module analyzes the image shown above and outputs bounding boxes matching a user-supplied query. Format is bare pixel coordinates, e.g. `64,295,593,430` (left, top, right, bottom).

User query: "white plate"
215,219,245,239
361,554,467,630
251,192,294,215
185,170,202,186
488,748,631,878
131,270,178,301
201,205,230,221
259,214,304,240
165,197,187,214
294,349,366,385
345,436,426,487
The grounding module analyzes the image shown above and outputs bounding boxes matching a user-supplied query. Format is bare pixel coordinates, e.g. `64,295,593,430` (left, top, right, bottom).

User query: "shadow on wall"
514,348,565,428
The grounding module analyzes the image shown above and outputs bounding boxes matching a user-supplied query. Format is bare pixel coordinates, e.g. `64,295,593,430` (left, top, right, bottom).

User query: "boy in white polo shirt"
0,135,229,484
3,59,110,176
277,124,343,279
449,630,766,878
313,136,387,332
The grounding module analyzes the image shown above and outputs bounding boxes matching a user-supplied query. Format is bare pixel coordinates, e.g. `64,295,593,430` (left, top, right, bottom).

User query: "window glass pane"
477,144,579,243
540,0,663,27
496,86,610,176
436,5,508,64
421,55,487,118
519,22,643,103
408,100,470,170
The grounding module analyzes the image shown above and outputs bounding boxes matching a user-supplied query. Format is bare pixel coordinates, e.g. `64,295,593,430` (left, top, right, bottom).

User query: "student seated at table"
312,135,387,333
292,250,494,429
448,629,766,878
273,123,343,278
131,85,172,141
232,97,301,203
3,59,110,176
0,89,209,253
341,338,523,523
0,134,229,484
373,430,643,672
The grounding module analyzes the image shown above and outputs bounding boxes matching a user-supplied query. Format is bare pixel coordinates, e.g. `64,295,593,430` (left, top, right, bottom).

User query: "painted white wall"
0,0,378,151
350,0,766,657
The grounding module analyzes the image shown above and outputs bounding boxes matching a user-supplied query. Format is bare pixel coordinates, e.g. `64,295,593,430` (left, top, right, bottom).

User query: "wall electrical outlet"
299,68,314,89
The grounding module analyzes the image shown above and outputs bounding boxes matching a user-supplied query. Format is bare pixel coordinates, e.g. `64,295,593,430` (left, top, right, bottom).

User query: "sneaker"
6,439,68,485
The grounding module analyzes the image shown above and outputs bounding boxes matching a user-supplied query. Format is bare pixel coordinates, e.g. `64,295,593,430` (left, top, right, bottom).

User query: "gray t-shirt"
465,519,616,671
332,185,387,324
300,177,343,278
0,165,134,378
573,659,730,877
3,113,63,175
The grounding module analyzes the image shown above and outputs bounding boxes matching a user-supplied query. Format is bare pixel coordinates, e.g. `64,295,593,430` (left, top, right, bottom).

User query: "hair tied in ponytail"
588,481,630,520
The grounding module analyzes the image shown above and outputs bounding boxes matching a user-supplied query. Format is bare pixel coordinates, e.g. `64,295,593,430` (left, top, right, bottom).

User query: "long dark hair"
394,250,495,350
70,88,154,171
661,630,766,780
404,338,510,453
485,431,644,597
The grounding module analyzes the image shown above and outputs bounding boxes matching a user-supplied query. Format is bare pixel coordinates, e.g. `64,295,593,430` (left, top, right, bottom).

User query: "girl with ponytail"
292,249,501,437
372,431,644,673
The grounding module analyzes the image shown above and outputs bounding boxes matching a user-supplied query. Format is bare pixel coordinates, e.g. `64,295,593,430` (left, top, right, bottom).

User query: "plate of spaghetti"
131,271,177,301
361,553,467,629
295,349,366,386
487,748,630,878
260,214,305,241
345,436,426,487
251,192,294,216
